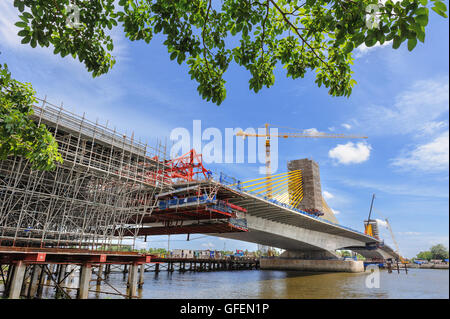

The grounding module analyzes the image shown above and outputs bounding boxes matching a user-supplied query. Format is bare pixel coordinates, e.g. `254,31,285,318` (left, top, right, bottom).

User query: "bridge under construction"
0,98,400,298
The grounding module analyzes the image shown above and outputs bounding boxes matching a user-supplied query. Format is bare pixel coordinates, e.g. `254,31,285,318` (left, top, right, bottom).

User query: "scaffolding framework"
121,181,248,236
0,98,172,249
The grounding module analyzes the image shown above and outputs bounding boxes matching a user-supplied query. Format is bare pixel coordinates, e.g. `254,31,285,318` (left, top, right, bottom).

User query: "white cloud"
391,131,449,172
331,209,340,215
417,121,448,137
398,232,422,236
303,128,326,136
340,178,449,199
350,77,448,173
201,242,215,249
135,241,148,250
341,123,352,130
356,77,449,137
355,41,392,58
0,1,23,48
376,219,388,228
328,142,372,164
323,191,334,200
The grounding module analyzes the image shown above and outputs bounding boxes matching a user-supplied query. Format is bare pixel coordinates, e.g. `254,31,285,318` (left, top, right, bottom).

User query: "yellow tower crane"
236,123,368,198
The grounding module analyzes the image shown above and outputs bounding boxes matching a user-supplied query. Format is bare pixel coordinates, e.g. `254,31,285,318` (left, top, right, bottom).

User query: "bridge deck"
174,180,379,245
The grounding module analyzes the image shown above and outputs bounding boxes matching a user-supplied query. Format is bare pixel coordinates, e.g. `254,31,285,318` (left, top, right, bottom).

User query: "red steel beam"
0,247,155,264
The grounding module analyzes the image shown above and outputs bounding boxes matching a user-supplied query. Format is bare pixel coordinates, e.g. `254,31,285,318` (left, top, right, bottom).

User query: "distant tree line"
415,244,449,261
336,250,365,261
133,247,277,257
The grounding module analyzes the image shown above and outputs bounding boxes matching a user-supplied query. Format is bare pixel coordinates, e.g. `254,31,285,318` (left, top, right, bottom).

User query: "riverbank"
406,263,448,269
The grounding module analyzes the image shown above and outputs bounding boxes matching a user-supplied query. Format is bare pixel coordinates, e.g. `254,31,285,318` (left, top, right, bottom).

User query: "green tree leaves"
12,0,448,105
407,38,417,51
416,244,449,261
0,64,63,171
430,244,449,259
432,0,448,17
416,250,433,261
13,0,117,77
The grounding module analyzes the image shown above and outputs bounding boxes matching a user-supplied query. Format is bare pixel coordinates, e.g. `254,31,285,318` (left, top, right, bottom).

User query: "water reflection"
37,268,448,299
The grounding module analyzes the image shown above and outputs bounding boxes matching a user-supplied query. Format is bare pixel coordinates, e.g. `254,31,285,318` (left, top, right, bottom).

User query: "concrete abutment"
260,257,364,273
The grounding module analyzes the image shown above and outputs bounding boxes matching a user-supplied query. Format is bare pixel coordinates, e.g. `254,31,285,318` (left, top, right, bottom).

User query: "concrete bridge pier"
138,264,145,288
8,261,26,299
260,250,364,273
126,263,140,298
78,263,92,299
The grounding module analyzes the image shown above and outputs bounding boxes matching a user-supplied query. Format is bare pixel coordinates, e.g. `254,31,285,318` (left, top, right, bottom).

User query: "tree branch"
268,0,330,69
201,0,214,79
261,0,270,60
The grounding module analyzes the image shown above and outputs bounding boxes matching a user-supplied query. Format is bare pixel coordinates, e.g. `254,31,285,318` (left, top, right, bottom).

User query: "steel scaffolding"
0,98,172,249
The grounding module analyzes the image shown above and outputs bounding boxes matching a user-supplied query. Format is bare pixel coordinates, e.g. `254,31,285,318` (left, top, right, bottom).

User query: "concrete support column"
46,264,55,284
67,265,76,286
36,264,46,299
96,264,104,285
105,264,111,277
78,263,92,299
121,264,127,282
8,261,26,299
56,264,67,298
128,263,139,298
138,264,145,289
28,265,43,298
2,264,13,298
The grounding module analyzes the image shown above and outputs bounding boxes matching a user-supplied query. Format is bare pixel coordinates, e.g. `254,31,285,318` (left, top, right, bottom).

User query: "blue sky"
1,1,448,258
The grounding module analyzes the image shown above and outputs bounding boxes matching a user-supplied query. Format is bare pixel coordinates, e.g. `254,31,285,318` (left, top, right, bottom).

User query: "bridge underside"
346,246,399,260
212,227,322,251
212,226,394,260
213,228,397,261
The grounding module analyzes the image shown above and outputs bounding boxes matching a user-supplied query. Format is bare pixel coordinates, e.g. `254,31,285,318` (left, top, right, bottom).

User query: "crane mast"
264,123,272,197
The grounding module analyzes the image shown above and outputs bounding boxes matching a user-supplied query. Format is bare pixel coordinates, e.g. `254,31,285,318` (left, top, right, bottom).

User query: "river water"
86,268,448,299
